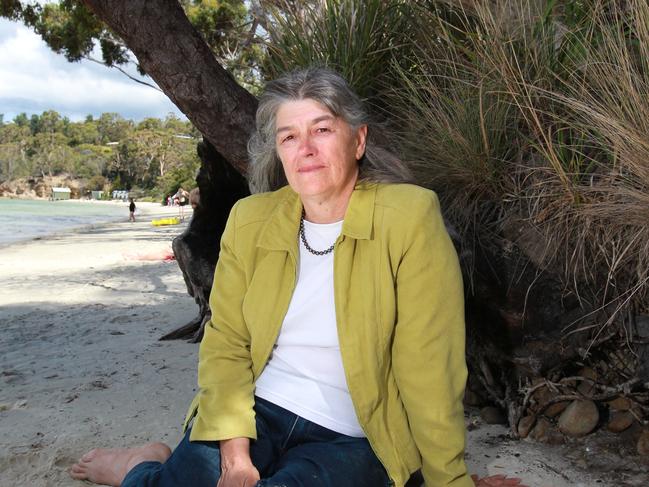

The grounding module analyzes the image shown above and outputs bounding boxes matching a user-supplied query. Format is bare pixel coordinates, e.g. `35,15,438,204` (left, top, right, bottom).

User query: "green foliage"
263,0,417,102
96,113,133,143
155,152,201,201
0,110,200,197
86,174,107,191
13,113,29,127
33,1,104,62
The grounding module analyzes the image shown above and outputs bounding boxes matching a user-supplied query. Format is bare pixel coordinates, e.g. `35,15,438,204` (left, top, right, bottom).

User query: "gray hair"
247,67,413,193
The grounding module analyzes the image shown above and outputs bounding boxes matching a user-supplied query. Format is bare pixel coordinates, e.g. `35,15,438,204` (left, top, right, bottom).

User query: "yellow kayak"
151,217,181,226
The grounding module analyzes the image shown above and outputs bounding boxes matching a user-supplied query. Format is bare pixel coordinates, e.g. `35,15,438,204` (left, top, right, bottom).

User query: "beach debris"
122,249,175,261
151,217,181,226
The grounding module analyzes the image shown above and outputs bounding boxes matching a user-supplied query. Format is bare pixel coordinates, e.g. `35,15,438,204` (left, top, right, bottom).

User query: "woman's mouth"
297,164,325,173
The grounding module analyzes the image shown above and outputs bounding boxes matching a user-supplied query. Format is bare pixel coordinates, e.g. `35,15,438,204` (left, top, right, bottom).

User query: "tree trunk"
161,139,250,342
81,0,258,174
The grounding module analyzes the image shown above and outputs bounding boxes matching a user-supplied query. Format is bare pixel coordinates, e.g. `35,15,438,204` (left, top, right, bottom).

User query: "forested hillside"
0,110,201,200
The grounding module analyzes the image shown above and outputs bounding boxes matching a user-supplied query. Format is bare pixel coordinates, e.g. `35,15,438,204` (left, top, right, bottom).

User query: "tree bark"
161,139,250,342
81,0,257,175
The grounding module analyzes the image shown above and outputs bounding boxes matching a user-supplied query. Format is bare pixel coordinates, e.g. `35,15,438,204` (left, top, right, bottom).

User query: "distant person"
173,187,190,221
128,198,136,223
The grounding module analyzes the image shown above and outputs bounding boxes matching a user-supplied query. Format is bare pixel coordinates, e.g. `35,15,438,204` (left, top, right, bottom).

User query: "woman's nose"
298,135,315,157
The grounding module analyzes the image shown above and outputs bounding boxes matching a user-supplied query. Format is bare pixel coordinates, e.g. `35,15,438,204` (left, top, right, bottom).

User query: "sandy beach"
0,203,636,486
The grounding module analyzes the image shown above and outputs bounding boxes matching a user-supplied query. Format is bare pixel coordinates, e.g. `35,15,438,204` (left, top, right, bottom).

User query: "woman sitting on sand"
71,68,525,487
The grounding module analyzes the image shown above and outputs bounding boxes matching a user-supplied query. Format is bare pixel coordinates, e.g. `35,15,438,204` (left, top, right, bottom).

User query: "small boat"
151,217,181,226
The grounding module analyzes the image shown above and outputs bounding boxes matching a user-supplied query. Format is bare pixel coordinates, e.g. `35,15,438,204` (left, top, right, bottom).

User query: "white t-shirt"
255,218,365,437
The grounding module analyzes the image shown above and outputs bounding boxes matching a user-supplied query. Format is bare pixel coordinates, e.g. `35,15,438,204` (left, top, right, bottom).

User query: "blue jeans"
122,396,391,487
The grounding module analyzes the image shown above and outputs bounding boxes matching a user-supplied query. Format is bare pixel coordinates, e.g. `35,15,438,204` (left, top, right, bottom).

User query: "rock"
517,415,536,438
480,406,507,425
607,411,635,433
530,384,568,417
544,400,569,418
530,417,552,441
576,367,598,397
33,182,48,198
557,399,599,437
637,429,649,456
529,417,564,444
607,396,632,411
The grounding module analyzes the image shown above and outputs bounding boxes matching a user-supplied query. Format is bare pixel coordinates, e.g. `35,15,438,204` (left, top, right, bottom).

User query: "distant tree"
29,131,72,176
66,120,101,146
162,114,191,134
0,123,33,180
13,113,30,127
29,114,41,135
96,112,133,143
0,123,31,145
73,143,111,178
137,117,163,131
86,174,107,190
37,110,66,134
155,149,200,199
0,143,30,181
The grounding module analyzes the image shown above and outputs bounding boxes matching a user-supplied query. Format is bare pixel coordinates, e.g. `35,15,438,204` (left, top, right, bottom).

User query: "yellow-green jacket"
185,182,472,487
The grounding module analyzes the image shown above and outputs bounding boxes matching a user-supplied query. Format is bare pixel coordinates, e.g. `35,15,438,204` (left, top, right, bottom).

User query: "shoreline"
0,199,190,249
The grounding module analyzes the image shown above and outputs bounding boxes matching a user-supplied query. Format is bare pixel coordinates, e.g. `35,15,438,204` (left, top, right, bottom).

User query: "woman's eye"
316,127,330,133
281,135,294,143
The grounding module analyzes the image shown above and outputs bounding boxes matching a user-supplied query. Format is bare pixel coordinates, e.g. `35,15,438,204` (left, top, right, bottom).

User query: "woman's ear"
355,125,368,160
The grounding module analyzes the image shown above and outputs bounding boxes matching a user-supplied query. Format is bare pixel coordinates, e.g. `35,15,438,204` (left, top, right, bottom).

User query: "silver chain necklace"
299,212,336,256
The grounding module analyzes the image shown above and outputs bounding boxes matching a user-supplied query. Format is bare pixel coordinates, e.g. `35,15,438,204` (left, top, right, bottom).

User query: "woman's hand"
471,474,529,487
217,438,260,487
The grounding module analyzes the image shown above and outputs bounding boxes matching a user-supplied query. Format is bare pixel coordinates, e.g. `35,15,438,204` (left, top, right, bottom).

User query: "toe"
81,448,99,462
69,466,88,480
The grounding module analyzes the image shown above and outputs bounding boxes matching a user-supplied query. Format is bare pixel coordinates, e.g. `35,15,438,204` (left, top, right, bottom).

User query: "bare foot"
69,442,171,486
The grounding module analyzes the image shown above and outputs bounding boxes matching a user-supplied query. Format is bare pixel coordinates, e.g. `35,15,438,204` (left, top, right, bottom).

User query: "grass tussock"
263,0,649,353
391,0,649,331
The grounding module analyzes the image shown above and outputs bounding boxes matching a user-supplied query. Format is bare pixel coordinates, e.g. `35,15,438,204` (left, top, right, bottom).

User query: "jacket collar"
257,181,377,252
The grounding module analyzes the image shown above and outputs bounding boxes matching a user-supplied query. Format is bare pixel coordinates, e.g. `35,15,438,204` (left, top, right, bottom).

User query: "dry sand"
0,203,635,486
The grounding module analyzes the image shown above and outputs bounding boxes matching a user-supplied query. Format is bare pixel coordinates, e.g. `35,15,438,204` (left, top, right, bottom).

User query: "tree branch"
84,55,162,91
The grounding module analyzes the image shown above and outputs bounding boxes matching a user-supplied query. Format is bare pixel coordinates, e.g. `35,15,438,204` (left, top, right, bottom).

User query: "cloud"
0,19,186,122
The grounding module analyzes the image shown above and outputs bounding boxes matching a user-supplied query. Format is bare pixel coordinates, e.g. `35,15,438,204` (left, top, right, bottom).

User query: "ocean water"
0,199,127,247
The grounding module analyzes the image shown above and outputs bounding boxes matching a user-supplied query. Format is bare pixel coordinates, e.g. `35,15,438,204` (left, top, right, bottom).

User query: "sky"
0,18,187,123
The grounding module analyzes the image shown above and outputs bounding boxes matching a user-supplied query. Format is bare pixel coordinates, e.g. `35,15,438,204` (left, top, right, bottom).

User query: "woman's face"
275,98,367,201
